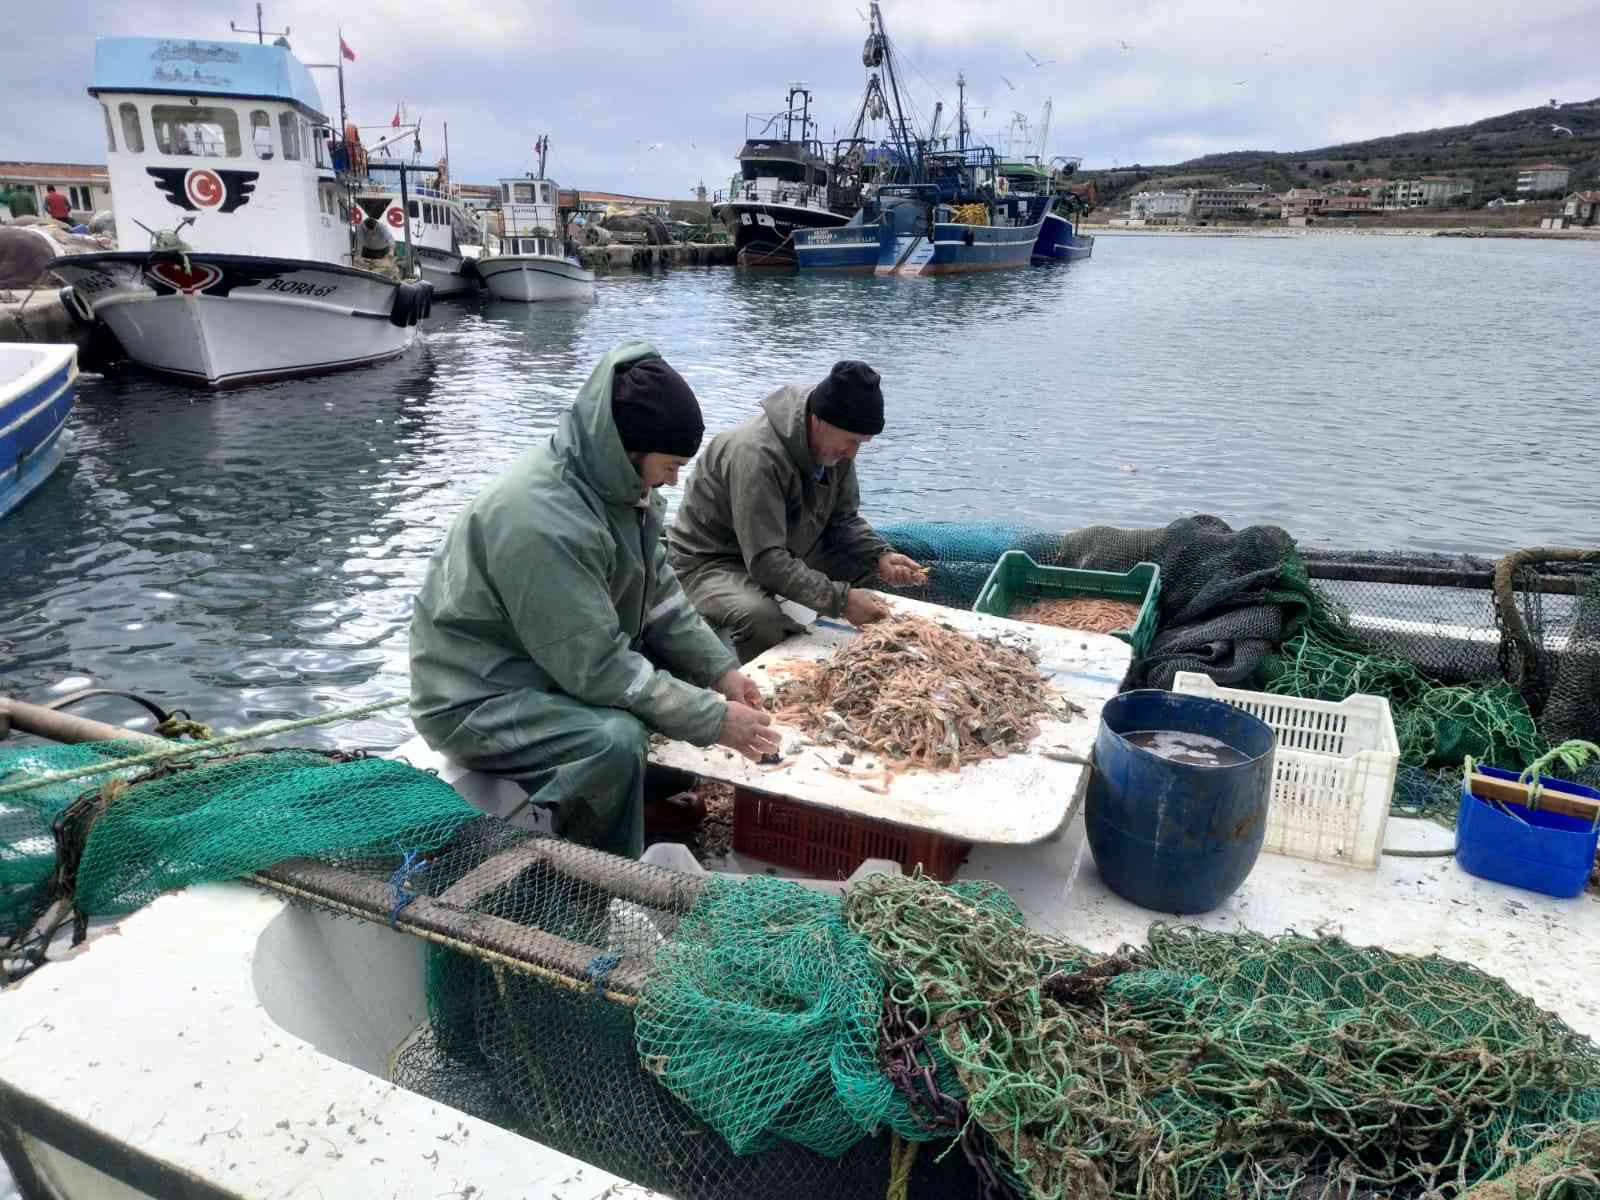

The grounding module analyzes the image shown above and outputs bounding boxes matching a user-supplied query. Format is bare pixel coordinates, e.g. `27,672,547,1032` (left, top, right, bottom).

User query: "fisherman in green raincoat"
409,342,780,858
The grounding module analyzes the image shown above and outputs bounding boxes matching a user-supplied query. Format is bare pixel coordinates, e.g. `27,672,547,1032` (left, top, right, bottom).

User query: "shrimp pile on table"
769,615,1050,771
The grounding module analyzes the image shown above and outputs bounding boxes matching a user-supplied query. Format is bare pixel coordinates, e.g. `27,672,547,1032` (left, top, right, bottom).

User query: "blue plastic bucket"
1085,690,1276,914
1456,766,1600,898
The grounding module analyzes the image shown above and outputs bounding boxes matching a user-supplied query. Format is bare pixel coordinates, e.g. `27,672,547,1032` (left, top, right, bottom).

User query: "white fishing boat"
0,343,75,519
354,174,485,299
475,154,594,302
49,36,430,390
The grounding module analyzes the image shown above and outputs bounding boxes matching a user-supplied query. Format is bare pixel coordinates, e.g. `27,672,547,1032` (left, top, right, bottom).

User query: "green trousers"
419,689,647,860
679,547,875,664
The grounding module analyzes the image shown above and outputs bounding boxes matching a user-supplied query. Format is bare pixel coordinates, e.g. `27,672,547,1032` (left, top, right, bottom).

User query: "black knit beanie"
611,356,705,458
807,360,884,435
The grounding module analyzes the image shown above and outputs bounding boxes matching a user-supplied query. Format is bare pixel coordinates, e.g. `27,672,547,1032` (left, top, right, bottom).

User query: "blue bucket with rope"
1085,690,1276,914
1457,765,1600,898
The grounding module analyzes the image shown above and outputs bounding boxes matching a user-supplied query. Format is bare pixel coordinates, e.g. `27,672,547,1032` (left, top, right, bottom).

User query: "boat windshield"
151,105,242,158
742,159,810,184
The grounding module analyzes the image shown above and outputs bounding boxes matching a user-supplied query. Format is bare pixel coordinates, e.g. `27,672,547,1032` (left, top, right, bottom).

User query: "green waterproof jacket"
667,384,890,617
409,341,737,751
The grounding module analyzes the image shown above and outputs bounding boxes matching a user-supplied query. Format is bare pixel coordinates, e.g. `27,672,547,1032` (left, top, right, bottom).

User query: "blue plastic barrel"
1085,690,1276,914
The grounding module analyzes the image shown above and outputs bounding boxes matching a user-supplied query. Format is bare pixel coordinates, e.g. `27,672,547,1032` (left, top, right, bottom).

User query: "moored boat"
475,156,594,303
50,35,429,389
0,342,75,518
713,86,849,268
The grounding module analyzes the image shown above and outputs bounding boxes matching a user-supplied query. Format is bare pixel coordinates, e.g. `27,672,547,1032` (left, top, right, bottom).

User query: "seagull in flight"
1551,124,1574,136
1118,39,1133,50
1024,50,1055,68
645,142,664,152
1233,79,1248,85
1000,75,1016,90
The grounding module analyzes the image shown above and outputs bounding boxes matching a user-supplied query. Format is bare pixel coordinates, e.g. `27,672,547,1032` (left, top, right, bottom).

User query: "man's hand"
877,552,929,588
844,586,892,628
717,700,781,762
712,666,763,709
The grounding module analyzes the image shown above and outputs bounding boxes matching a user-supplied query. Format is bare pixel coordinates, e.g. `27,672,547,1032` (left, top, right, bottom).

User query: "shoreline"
1081,223,1600,241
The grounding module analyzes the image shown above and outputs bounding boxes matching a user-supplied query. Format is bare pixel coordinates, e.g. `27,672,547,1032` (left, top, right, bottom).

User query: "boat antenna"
230,3,288,45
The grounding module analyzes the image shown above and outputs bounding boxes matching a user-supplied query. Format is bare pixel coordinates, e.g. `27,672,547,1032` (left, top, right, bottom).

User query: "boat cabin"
89,37,348,264
493,177,566,254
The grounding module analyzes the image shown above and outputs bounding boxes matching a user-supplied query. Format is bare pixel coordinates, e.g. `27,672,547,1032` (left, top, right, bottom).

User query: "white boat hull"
50,254,427,389
415,246,477,298
477,255,595,303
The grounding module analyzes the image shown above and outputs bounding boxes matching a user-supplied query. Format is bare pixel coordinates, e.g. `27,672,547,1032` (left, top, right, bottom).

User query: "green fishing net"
0,740,478,942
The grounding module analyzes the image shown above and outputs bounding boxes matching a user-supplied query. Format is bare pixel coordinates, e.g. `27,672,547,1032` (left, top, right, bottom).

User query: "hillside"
1081,97,1600,209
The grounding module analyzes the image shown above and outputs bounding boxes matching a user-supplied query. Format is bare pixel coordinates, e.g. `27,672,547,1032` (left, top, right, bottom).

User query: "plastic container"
1171,673,1399,869
972,553,1161,656
1085,689,1276,914
731,787,969,882
1456,766,1600,898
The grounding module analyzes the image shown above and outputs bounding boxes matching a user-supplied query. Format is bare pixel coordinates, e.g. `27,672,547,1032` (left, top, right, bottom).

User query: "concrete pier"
577,242,735,272
0,289,88,347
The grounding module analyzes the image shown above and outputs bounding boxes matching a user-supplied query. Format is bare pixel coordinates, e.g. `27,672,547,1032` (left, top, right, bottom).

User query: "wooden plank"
254,859,649,994
1467,771,1600,821
438,838,703,914
651,594,1132,845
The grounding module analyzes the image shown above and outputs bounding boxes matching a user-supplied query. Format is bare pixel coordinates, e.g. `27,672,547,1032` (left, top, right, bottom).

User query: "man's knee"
594,710,648,767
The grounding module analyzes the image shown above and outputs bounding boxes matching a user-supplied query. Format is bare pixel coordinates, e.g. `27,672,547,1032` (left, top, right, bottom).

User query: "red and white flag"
339,35,356,61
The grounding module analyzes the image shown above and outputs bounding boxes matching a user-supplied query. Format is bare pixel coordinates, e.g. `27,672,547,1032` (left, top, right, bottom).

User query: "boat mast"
230,2,287,45
957,73,967,152
869,3,916,173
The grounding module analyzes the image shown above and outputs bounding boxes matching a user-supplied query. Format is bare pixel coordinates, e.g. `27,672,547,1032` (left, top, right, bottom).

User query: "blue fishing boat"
0,342,76,519
796,73,1054,276
1000,153,1096,263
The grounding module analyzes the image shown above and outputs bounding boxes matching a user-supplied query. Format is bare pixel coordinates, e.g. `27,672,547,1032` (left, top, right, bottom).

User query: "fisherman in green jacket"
409,342,779,859
667,360,926,664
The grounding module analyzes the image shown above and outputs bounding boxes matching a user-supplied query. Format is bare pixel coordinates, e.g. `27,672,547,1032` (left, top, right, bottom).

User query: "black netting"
1541,570,1600,750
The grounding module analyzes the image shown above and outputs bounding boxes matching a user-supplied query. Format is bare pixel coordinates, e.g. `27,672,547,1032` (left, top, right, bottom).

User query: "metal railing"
712,184,831,211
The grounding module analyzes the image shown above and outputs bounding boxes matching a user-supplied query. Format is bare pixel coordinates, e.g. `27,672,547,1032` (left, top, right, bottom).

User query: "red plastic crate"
732,787,969,882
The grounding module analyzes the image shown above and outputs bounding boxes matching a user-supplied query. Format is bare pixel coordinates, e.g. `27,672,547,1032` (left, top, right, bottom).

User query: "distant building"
1191,182,1269,218
1563,190,1600,227
557,190,671,218
1280,187,1328,217
1323,193,1376,214
1382,176,1472,209
1129,190,1193,221
1517,163,1571,195
0,161,112,216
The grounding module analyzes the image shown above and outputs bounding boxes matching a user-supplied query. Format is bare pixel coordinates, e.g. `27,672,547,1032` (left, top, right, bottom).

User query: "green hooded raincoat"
409,342,737,857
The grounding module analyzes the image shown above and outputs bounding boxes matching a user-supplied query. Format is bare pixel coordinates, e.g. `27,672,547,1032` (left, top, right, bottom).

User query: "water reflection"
2,236,1596,743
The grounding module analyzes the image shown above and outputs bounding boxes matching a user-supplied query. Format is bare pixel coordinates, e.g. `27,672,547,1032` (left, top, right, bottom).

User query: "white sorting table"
652,594,1133,844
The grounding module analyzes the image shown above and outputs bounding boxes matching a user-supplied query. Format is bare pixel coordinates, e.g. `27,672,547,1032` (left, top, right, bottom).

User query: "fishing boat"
354,158,485,299
49,36,430,389
474,145,594,302
1,544,1599,1197
713,86,850,268
0,342,75,519
1001,154,1096,263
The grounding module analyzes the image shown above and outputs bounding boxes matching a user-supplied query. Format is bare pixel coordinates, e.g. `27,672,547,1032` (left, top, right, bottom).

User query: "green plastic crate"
972,553,1162,656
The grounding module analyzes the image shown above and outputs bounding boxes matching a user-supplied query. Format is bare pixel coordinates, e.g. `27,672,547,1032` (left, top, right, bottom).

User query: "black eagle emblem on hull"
147,166,259,213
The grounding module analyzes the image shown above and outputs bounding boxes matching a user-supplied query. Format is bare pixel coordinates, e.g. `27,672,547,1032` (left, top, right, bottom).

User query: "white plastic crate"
1170,672,1400,869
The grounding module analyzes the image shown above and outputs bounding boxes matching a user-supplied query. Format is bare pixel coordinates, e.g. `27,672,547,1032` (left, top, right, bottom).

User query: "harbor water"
3,233,1597,746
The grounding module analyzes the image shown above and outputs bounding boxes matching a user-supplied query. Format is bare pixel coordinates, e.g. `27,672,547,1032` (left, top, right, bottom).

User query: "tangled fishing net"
837,872,1600,1200
770,614,1050,770
1,740,478,948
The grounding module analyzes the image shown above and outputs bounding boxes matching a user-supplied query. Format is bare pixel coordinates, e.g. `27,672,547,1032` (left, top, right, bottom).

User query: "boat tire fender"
59,285,95,327
389,281,432,328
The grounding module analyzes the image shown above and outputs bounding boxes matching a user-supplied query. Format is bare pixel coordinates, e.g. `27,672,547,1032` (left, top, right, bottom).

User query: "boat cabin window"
152,105,241,158
319,185,336,215
118,103,145,154
278,112,302,161
314,129,329,168
408,200,420,218
251,110,273,160
539,184,552,203
68,186,93,210
512,183,536,204
500,183,512,202
742,159,808,185
101,104,115,152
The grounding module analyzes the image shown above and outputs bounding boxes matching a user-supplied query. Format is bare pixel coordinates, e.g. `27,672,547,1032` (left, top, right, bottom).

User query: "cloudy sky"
7,0,1596,197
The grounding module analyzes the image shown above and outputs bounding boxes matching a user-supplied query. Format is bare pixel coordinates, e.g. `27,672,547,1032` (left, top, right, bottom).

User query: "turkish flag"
391,107,401,128
339,36,356,61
